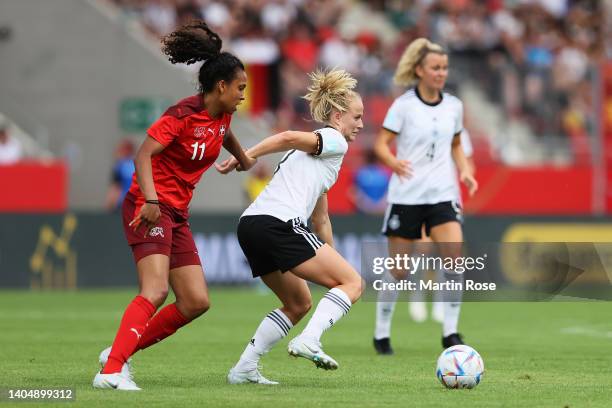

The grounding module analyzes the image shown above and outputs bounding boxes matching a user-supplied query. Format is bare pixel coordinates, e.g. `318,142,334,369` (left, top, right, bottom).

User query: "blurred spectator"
281,18,319,72
105,139,136,211
243,161,272,204
0,123,22,165
351,149,390,214
231,14,280,65
261,0,296,35
318,31,360,73
142,0,177,36
111,0,607,166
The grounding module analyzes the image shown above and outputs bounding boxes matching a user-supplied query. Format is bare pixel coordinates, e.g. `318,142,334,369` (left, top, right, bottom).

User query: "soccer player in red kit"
93,21,255,391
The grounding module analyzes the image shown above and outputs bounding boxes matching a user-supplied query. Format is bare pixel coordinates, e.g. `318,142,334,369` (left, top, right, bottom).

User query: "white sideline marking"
561,326,612,339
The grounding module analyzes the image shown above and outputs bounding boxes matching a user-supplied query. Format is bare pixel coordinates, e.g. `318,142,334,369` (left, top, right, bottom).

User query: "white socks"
234,308,293,371
301,288,352,342
374,268,462,338
408,267,427,323
432,267,444,322
234,289,354,372
442,269,463,337
374,271,399,339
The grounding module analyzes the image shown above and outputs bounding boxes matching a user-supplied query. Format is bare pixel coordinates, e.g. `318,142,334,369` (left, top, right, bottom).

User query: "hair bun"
162,20,222,65
303,69,358,123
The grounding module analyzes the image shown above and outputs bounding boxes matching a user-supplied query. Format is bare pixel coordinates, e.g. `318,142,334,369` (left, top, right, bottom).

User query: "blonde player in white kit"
408,129,475,324
372,38,478,355
216,69,364,384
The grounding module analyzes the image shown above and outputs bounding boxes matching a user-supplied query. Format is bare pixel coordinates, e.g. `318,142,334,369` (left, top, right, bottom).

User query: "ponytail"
162,20,244,94
303,69,358,123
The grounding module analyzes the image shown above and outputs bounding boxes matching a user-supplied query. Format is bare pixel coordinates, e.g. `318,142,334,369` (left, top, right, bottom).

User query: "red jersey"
128,95,232,210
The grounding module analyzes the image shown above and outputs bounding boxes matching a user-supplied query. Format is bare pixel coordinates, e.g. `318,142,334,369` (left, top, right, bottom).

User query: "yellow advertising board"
501,224,612,285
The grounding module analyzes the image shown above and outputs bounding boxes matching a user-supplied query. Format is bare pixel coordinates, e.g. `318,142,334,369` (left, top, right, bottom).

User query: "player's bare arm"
221,128,256,172
451,133,478,196
216,131,318,173
311,193,334,248
241,130,317,160
130,136,165,234
249,131,319,158
374,128,411,179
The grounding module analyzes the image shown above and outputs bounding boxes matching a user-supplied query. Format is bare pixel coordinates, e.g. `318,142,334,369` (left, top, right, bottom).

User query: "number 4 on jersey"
191,142,206,160
426,142,436,161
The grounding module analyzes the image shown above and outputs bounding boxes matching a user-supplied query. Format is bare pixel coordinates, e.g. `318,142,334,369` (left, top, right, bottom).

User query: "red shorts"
122,193,201,269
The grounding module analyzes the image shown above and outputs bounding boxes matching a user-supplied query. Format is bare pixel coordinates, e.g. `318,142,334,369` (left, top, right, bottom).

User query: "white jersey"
242,127,348,223
383,88,464,205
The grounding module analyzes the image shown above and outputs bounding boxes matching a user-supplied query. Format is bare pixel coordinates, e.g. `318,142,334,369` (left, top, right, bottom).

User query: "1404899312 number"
4,388,75,401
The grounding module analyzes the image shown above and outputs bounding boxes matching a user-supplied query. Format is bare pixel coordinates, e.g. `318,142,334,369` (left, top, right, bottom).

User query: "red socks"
102,299,191,374
136,303,189,351
102,295,156,374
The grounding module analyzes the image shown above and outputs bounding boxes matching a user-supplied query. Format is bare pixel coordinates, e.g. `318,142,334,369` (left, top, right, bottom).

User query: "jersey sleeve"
460,129,473,157
382,99,405,133
147,114,184,147
454,100,464,135
313,128,348,158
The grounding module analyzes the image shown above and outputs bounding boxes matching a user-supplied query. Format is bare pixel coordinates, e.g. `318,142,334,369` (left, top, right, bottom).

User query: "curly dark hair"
161,20,245,94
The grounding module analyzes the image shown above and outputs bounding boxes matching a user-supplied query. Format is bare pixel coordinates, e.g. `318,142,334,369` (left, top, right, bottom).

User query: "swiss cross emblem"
194,127,206,138
219,125,226,137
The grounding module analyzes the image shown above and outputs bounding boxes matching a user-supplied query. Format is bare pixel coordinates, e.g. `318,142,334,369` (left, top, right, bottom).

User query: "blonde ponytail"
394,38,445,86
303,69,358,123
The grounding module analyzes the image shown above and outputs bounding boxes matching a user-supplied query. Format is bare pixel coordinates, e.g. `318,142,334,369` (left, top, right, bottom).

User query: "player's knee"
343,276,363,304
284,297,311,321
141,287,169,307
390,268,409,280
184,296,210,318
294,299,312,320
439,243,463,261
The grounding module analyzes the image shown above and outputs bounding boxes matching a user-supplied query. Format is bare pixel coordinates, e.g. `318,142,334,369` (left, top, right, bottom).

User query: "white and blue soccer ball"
436,345,484,389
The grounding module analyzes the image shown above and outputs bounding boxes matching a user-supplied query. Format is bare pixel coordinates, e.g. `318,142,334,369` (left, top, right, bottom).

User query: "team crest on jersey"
149,227,165,238
388,214,401,230
219,125,226,137
194,127,207,138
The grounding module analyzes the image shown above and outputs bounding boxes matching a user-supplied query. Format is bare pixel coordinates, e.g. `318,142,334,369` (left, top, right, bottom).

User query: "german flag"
239,63,280,116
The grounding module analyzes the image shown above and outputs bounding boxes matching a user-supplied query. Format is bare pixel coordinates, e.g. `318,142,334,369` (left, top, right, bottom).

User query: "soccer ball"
436,345,484,389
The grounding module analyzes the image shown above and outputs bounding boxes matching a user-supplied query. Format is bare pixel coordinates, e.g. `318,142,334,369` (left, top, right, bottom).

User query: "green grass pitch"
0,289,610,407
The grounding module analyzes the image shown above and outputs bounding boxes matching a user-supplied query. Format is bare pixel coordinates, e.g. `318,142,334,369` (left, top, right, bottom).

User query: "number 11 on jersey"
191,142,206,160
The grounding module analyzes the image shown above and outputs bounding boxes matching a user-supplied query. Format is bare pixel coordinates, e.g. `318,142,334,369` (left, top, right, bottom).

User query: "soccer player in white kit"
371,38,478,354
408,130,475,324
216,69,364,384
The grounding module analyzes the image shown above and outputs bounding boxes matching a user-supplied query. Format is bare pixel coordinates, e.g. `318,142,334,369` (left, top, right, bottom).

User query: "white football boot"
227,366,279,385
99,346,133,379
287,336,338,370
92,371,141,391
